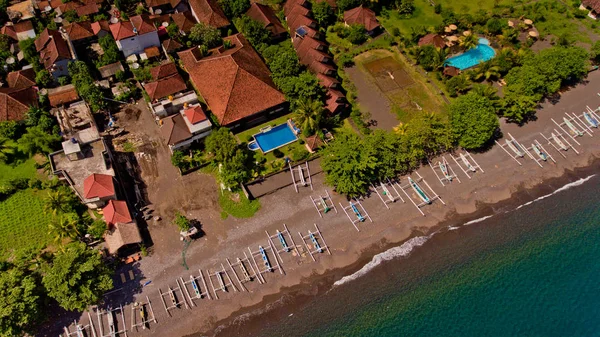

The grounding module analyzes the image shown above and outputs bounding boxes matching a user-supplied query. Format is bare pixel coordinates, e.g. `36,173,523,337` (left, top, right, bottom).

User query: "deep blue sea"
242,173,600,337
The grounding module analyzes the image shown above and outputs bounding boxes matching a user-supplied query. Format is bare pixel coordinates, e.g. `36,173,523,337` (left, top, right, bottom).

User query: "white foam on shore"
331,174,597,288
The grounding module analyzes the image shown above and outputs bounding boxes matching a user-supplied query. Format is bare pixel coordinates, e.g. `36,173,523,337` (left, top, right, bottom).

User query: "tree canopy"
219,0,250,18
448,91,499,149
205,128,238,162
0,267,44,336
312,0,334,27
234,15,271,50
189,23,223,48
68,61,107,112
42,242,113,311
17,126,60,156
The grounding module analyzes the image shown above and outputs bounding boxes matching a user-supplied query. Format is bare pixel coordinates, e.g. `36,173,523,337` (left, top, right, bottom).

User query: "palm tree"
17,126,60,156
432,47,448,71
459,34,478,51
393,122,409,136
48,215,80,248
472,84,501,108
44,189,72,215
472,61,501,82
293,99,325,136
0,137,14,163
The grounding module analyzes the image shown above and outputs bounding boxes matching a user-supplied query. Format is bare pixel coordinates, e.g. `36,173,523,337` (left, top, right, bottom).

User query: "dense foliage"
449,92,499,149
69,61,107,112
219,0,250,18
205,128,251,187
189,23,223,49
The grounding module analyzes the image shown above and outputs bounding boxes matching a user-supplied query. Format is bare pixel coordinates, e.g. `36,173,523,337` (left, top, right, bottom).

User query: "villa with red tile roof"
6,68,35,90
160,104,212,152
103,199,132,226
0,86,38,122
171,11,197,35
188,0,230,28
143,62,188,101
35,28,76,80
178,33,287,130
102,199,141,254
110,15,160,57
144,0,187,15
91,20,110,37
64,21,95,43
245,3,286,40
344,6,380,35
83,173,116,200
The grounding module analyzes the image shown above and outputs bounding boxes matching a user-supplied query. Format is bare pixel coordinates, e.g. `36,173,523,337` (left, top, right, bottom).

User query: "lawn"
219,189,261,219
234,114,310,176
379,0,442,37
0,157,38,185
0,189,54,258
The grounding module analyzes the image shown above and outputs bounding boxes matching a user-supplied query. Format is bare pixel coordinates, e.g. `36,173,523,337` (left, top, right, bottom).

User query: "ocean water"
245,174,600,337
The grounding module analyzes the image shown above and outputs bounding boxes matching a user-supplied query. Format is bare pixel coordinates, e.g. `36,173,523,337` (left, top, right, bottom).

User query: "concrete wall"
118,31,160,57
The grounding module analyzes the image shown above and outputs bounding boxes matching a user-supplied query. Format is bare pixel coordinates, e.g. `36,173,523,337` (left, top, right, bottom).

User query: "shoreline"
196,157,600,337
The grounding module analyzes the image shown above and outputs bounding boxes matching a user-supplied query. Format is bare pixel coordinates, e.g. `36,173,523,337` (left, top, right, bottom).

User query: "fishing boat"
190,276,200,297
460,153,476,172
217,272,227,291
551,133,567,150
238,258,250,280
564,117,583,136
409,178,430,204
438,160,452,181
277,230,289,251
107,310,116,337
259,246,272,271
583,111,599,128
531,143,547,161
381,182,394,202
139,306,146,329
76,325,84,337
310,232,322,253
351,203,365,222
506,139,524,157
169,288,177,307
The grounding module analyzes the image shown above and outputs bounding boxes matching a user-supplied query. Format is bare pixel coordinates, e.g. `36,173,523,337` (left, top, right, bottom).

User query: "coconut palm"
472,84,501,108
459,34,478,51
0,137,14,163
48,214,80,248
432,47,448,71
17,126,60,156
393,122,409,135
293,99,325,136
44,189,73,215
472,61,501,81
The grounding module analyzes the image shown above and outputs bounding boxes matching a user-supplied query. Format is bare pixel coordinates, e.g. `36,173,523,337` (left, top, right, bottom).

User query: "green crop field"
0,189,54,258
0,157,38,185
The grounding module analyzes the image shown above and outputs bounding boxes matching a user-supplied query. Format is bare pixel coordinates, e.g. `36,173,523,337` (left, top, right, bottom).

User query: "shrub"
290,147,308,161
272,149,284,158
434,3,442,14
173,211,191,231
88,219,107,240
245,135,254,142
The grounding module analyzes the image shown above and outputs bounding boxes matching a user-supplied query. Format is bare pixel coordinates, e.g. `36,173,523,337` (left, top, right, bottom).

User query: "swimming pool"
445,38,495,70
253,124,298,153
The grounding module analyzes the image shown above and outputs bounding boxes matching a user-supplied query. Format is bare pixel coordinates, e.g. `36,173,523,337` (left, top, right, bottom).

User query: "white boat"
439,160,451,180
531,144,547,161
583,112,599,128
409,178,430,204
506,139,524,157
551,133,567,150
564,117,583,136
460,153,476,172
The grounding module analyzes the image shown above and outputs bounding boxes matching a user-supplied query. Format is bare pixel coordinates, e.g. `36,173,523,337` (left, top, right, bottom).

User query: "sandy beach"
49,70,600,337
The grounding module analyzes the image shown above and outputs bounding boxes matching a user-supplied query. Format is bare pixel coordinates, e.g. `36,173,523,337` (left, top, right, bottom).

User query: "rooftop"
54,100,99,143
245,3,286,38
188,0,229,28
104,221,142,254
344,6,379,32
47,84,80,107
103,199,133,226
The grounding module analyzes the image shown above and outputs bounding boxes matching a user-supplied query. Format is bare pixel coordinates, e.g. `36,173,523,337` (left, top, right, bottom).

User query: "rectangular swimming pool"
253,124,298,153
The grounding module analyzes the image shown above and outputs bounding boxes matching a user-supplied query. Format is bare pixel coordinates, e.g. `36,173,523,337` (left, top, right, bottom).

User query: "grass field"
0,157,38,185
355,49,446,122
0,189,54,258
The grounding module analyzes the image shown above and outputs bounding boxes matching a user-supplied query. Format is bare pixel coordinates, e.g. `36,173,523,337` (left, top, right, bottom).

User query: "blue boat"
410,178,431,204
310,232,322,253
277,230,289,252
351,203,365,222
259,246,272,271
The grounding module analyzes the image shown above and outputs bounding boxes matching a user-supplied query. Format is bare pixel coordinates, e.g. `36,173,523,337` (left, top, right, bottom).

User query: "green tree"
403,112,452,159
415,45,439,71
336,0,362,11
0,121,19,139
591,40,600,63
205,128,238,162
69,61,107,112
321,131,377,197
35,69,53,87
173,211,191,231
347,24,367,45
293,99,325,136
219,0,250,18
0,137,14,163
471,60,501,81
189,23,223,48
445,74,471,97
19,38,41,71
485,17,505,35
396,0,414,15
17,126,60,155
48,213,81,247
234,15,271,49
459,33,478,51
279,71,326,103
87,219,107,240
220,148,250,187
263,41,301,81
44,188,76,215
42,242,113,311
63,9,79,23
312,0,334,27
363,130,409,180
97,35,121,66
448,91,499,149
0,267,44,336
500,91,538,124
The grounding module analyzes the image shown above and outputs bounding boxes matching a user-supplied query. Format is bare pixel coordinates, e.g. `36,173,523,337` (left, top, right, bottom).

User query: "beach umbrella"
447,35,458,42
524,19,533,25
444,26,452,33
463,30,472,36
449,24,457,31
528,30,538,38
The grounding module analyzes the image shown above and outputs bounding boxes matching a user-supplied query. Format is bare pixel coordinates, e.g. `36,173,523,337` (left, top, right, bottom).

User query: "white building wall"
118,32,160,57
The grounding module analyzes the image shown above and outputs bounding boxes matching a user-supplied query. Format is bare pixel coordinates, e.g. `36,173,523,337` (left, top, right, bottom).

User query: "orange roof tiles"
131,15,157,35
1,25,17,41
245,3,286,38
418,33,445,49
91,20,110,35
149,62,177,80
64,21,94,41
6,68,36,90
48,85,80,107
178,34,286,126
110,16,156,40
35,28,73,70
83,173,115,199
0,87,37,122
184,105,207,124
344,6,379,32
103,199,133,226
161,114,192,145
144,62,187,100
171,11,197,33
189,0,230,28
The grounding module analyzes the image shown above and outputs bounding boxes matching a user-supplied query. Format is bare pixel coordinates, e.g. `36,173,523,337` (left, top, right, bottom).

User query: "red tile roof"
131,15,157,35
245,3,286,37
109,21,135,40
48,84,80,107
110,16,156,41
171,11,197,33
325,88,345,113
103,199,133,226
75,3,99,16
0,25,17,41
0,87,37,122
283,0,309,16
288,14,316,34
418,33,445,49
144,62,187,100
316,73,339,88
64,21,94,41
83,173,115,199
294,35,330,65
150,62,178,80
91,20,110,35
104,221,141,254
161,113,192,145
184,105,207,124
162,38,183,52
178,34,286,126
13,21,34,33
344,6,379,32
583,0,600,12
6,68,36,90
189,0,230,28
144,45,161,58
144,0,182,8
35,28,73,71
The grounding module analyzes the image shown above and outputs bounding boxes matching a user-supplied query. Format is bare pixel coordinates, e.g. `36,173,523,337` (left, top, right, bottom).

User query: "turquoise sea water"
239,174,600,337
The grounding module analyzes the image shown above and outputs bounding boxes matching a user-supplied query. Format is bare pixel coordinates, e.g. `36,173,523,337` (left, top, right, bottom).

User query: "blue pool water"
445,38,495,70
254,124,298,153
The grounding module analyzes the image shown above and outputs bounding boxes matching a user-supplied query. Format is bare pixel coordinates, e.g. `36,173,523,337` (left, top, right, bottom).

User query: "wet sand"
54,72,600,337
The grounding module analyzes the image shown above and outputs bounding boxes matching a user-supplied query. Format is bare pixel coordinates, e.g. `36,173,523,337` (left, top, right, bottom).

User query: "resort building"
343,6,380,35
109,15,160,57
35,28,77,79
418,33,446,49
178,33,287,131
245,3,287,41
581,0,600,18
188,0,230,29
160,104,213,152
